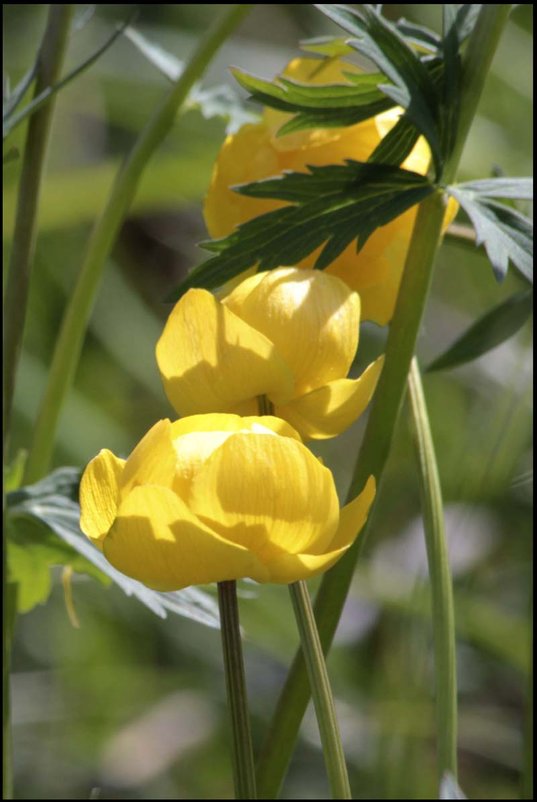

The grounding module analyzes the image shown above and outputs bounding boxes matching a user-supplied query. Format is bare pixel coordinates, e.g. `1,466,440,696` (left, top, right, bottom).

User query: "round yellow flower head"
156,267,384,440
204,56,456,325
80,414,375,590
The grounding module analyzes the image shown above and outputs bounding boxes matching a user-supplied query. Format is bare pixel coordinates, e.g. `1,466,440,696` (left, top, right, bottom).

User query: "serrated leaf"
7,469,221,628
169,161,434,298
315,4,442,174
439,772,467,800
393,18,442,53
427,290,533,372
368,112,420,166
455,177,533,200
299,36,355,58
447,186,533,283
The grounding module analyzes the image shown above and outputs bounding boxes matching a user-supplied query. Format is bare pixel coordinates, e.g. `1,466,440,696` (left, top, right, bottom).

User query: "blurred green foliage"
3,4,532,800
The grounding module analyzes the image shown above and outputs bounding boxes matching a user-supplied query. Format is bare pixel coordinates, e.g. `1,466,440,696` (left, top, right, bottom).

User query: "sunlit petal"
104,484,269,591
80,449,125,549
276,356,384,440
156,288,294,415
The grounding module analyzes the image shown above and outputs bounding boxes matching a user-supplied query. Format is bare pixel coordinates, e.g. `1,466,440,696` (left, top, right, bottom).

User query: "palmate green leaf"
315,4,442,174
7,468,220,628
426,290,533,373
169,161,434,298
447,185,533,283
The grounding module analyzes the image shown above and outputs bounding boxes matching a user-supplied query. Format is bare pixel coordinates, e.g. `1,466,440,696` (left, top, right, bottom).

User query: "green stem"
289,582,351,800
521,583,532,800
256,7,511,797
408,358,457,780
23,3,252,484
217,581,257,800
3,4,73,457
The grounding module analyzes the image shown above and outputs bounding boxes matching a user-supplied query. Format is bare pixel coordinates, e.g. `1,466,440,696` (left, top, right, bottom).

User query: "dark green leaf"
315,4,442,174
453,4,483,44
426,290,533,372
367,113,420,166
169,161,434,298
7,469,221,627
447,186,533,283
2,61,37,120
440,5,461,159
392,18,441,53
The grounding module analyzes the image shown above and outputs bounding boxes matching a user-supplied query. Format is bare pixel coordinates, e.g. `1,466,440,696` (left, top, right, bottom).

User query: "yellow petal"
80,449,125,549
189,432,339,559
263,546,350,584
169,414,303,500
204,122,284,240
104,484,269,591
225,267,360,397
276,356,384,440
329,476,376,551
156,289,294,416
120,419,176,498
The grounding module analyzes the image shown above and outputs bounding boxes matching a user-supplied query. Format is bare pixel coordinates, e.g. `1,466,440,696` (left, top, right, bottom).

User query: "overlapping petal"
79,449,125,549
156,288,294,416
276,356,384,440
224,268,360,396
103,484,269,591
189,432,340,560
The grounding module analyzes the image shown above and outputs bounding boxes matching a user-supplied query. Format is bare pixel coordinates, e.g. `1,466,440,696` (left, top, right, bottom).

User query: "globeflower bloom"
79,414,375,590
156,267,383,440
204,56,455,325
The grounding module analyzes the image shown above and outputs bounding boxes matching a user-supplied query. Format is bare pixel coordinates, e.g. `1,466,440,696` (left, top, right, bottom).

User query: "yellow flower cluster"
80,55,456,591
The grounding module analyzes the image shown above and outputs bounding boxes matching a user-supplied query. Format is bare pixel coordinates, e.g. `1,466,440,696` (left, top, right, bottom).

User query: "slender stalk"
289,582,351,799
217,581,257,800
23,4,252,484
3,4,73,455
408,358,457,780
256,8,511,797
4,10,72,800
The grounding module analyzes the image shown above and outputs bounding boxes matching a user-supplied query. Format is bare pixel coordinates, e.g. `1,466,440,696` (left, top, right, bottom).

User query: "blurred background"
3,4,532,799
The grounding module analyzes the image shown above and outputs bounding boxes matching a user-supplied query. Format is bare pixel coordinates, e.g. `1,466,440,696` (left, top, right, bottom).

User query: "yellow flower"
79,414,376,590
156,267,383,440
204,56,456,325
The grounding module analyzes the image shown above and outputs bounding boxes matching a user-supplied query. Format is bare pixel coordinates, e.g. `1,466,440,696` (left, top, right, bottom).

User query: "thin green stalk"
3,10,72,800
217,581,257,800
23,4,252,484
256,8,511,797
289,582,351,800
408,358,457,780
3,4,73,456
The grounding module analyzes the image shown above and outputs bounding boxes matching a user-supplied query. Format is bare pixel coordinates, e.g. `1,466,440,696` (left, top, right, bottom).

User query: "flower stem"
23,4,252,484
289,581,351,800
255,8,511,796
3,4,73,457
217,581,257,800
408,357,457,780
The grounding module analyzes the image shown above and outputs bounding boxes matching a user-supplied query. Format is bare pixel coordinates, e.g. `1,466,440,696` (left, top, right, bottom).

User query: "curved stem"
3,4,73,456
23,4,252,484
408,358,457,780
218,581,257,800
255,7,511,796
289,581,351,799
